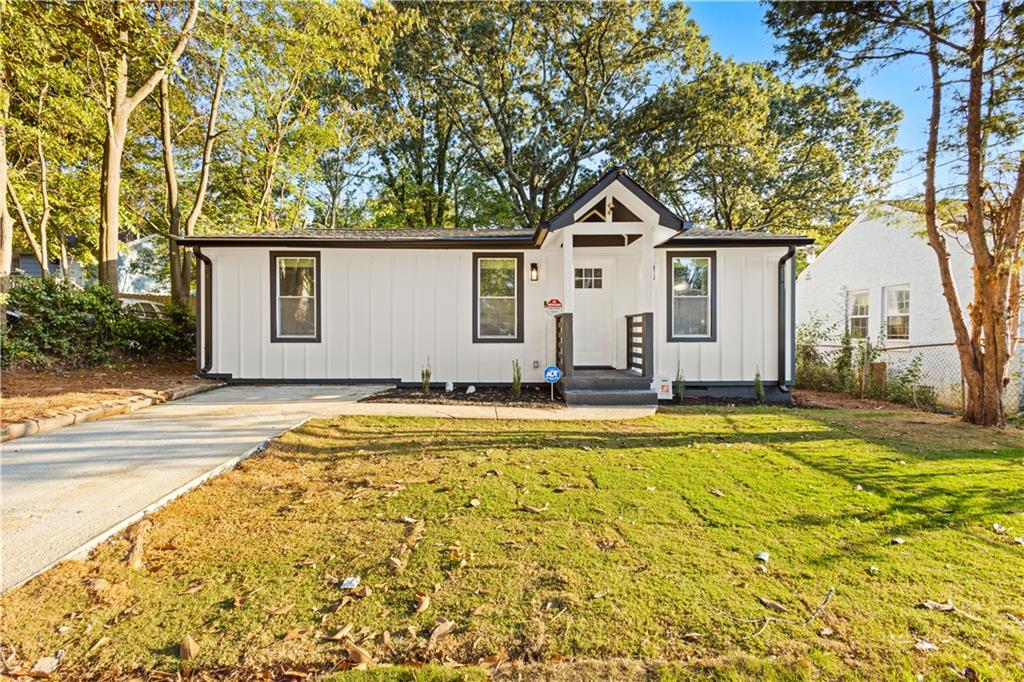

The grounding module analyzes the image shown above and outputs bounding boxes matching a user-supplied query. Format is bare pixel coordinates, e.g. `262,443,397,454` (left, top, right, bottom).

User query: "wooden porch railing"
554,312,573,380
626,312,654,378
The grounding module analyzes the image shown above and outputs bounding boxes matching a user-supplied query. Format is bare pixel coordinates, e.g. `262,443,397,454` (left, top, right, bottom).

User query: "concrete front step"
564,388,659,406
562,374,652,391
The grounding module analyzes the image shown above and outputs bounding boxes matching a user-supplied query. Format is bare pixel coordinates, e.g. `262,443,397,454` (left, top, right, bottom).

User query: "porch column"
639,230,655,313
562,227,574,313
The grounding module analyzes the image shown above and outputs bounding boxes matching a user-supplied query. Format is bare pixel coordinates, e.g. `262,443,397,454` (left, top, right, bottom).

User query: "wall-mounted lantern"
529,262,539,282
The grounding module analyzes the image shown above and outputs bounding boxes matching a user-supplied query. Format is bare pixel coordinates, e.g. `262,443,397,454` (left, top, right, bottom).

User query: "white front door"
572,258,616,367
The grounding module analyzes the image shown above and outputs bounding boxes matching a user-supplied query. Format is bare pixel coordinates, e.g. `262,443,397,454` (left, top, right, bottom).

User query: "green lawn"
3,407,1024,681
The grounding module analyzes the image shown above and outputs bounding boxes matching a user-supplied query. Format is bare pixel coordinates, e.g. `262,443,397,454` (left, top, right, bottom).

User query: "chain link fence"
797,340,1023,414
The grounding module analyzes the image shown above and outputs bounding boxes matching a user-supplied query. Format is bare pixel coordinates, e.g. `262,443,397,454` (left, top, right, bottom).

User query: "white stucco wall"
796,206,975,344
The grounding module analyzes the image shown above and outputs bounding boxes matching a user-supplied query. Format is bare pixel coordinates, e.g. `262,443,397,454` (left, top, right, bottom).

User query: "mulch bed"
361,384,562,408
0,360,212,426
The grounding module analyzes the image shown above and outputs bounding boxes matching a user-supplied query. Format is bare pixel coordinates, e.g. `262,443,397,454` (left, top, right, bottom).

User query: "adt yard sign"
544,298,562,316
544,365,562,383
543,365,562,401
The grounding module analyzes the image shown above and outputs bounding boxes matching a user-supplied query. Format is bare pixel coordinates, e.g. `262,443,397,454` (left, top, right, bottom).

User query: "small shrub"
673,364,685,403
421,358,432,395
511,359,522,398
754,367,766,403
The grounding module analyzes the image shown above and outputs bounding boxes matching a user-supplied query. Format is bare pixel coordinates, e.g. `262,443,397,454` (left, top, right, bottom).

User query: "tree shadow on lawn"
274,412,1024,551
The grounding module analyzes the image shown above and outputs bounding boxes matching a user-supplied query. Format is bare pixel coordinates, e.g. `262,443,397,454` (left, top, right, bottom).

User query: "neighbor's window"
668,252,715,341
574,267,603,289
848,291,869,339
884,286,910,340
474,254,523,343
271,252,320,342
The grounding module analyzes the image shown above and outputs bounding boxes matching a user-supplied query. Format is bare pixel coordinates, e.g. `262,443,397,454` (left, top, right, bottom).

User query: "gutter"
193,247,213,375
777,245,796,393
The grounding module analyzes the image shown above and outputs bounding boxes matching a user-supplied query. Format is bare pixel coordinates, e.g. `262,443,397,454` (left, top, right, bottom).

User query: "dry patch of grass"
2,407,1023,681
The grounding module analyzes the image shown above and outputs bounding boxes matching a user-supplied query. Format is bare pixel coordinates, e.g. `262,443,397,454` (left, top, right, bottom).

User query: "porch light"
529,262,539,282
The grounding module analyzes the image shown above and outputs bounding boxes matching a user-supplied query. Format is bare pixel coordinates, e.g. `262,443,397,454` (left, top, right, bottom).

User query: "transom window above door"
574,267,603,289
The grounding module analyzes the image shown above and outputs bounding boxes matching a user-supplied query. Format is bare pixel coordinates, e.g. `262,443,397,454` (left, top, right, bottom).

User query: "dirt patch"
0,360,212,426
361,384,562,408
793,388,924,411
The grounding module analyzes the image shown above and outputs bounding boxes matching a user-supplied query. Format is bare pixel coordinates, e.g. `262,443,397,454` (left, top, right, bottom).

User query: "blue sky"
686,1,940,198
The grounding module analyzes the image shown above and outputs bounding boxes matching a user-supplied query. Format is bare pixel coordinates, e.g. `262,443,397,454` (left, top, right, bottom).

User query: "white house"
796,205,1021,409
175,168,812,404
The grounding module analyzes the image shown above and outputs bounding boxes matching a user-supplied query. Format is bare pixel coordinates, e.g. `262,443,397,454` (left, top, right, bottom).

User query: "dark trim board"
665,250,717,343
269,250,322,343
176,236,539,249
472,252,525,344
656,237,813,248
673,381,794,403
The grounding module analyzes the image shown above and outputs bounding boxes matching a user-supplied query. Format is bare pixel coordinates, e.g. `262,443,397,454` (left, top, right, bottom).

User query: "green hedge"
1,276,194,369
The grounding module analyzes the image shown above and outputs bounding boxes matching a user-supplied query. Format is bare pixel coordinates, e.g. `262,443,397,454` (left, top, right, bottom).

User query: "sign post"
543,364,562,401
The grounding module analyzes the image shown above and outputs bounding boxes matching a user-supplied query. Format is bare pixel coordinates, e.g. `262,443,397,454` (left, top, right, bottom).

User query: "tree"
60,0,199,290
767,1,1024,426
617,57,901,241
158,43,226,303
420,0,706,230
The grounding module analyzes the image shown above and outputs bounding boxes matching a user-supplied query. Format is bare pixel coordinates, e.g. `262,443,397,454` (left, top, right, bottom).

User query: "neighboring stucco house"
175,168,812,404
796,205,1021,410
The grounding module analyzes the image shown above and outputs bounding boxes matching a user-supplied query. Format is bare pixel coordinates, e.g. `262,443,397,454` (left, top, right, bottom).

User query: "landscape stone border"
0,382,224,443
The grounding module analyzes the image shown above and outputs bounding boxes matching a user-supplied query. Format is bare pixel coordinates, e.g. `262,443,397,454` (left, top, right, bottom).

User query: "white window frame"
848,290,870,339
883,285,910,341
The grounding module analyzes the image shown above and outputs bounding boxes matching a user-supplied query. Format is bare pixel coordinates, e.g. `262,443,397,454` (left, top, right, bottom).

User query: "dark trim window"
270,251,321,343
666,251,716,342
473,252,524,343
574,267,603,289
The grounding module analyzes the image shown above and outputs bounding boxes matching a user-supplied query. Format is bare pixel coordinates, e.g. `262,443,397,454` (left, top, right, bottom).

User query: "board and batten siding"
653,246,791,383
203,246,558,383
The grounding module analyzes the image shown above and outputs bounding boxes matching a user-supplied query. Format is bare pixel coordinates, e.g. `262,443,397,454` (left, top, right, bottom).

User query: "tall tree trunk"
159,75,183,303
6,179,45,268
36,87,51,274
0,90,13,284
180,48,226,296
96,0,199,292
56,227,70,278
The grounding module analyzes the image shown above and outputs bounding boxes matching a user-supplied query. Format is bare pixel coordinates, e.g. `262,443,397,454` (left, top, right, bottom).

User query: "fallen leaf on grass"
281,670,309,679
479,650,509,669
324,624,353,641
591,591,607,600
913,638,939,652
282,628,307,641
344,641,375,665
179,635,199,660
468,497,481,508
428,618,455,648
353,586,372,598
30,656,60,675
469,604,486,617
710,489,724,497
519,503,549,514
759,597,788,613
918,599,955,612
269,603,295,616
681,632,703,642
414,593,431,615
891,537,906,545
992,523,1007,534
1014,537,1024,545
819,626,834,637
180,580,205,595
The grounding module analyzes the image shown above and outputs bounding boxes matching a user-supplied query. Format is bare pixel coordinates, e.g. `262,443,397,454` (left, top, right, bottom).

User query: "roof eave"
173,234,539,249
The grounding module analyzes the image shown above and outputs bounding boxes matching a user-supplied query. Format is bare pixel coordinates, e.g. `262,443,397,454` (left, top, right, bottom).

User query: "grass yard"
3,407,1024,680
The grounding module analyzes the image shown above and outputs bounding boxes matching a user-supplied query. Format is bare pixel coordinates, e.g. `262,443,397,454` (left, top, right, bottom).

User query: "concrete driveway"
1,384,388,592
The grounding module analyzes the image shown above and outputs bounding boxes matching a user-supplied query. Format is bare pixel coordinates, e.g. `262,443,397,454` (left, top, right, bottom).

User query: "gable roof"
544,167,684,230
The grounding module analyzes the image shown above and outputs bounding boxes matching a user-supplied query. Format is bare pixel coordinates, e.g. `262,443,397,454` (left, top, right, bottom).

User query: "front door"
572,258,615,367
